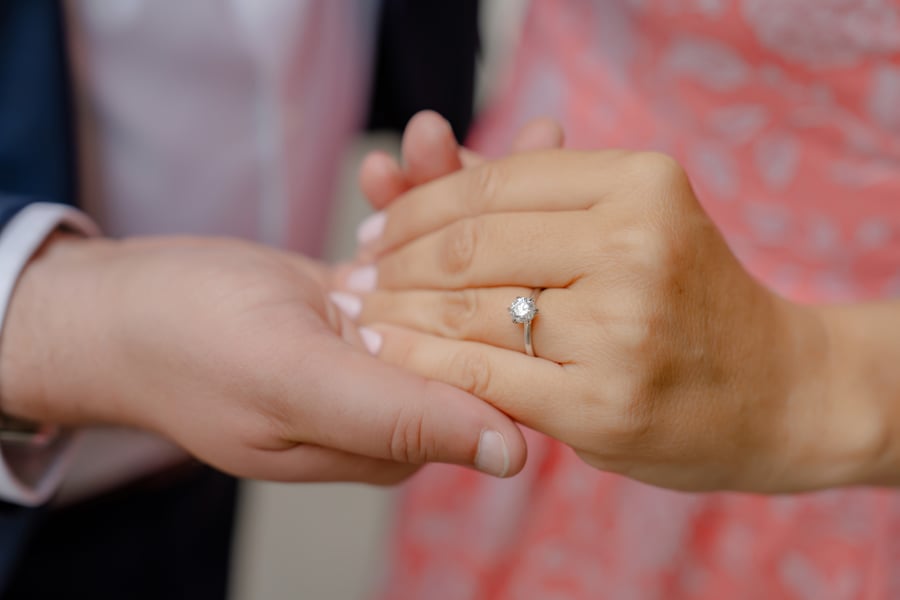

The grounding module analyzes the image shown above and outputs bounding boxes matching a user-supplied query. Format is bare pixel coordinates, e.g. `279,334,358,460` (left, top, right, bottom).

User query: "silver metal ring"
508,289,542,357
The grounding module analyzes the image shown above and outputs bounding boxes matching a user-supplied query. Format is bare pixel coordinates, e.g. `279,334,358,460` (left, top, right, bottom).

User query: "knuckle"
619,280,669,360
630,151,687,183
636,227,676,273
467,161,507,212
604,223,684,293
625,295,657,350
439,218,479,276
447,349,494,399
628,228,691,312
439,289,478,338
388,406,435,465
562,374,656,460
617,224,662,258
388,329,421,371
602,371,657,447
594,226,668,287
236,410,291,451
596,319,680,451
625,152,692,202
587,296,654,370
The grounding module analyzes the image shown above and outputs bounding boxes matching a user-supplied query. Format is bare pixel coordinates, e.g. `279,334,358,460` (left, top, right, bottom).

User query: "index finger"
369,149,627,255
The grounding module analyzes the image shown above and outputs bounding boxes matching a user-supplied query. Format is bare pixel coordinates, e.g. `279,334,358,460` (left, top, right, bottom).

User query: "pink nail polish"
356,212,386,246
359,327,383,355
328,292,362,319
346,265,377,292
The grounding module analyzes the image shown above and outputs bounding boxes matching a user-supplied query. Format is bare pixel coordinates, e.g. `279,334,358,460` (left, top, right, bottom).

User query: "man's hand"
0,233,527,483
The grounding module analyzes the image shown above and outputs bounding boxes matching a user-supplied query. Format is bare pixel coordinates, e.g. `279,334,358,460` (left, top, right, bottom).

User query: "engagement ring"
508,289,542,357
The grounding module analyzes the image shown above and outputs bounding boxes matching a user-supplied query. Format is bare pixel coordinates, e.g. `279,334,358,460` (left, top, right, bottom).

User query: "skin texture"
346,145,900,493
358,111,564,212
0,111,565,487
0,233,531,483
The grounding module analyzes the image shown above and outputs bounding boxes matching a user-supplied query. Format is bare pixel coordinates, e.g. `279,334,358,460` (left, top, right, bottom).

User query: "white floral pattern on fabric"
741,0,900,68
381,1,900,598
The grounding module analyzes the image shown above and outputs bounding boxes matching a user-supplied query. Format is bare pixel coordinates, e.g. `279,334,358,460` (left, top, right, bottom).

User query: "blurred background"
229,3,527,598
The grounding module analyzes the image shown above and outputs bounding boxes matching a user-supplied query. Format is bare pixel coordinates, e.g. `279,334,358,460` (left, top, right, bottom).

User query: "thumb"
300,333,527,478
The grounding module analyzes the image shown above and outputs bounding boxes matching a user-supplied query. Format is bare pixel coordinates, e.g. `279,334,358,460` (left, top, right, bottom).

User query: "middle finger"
358,211,594,292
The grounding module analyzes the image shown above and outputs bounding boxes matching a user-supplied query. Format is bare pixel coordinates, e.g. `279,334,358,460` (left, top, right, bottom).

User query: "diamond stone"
508,296,537,324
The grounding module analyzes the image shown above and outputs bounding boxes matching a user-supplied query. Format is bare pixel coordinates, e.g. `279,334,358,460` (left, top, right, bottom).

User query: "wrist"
0,233,120,424
814,303,900,487
779,302,892,490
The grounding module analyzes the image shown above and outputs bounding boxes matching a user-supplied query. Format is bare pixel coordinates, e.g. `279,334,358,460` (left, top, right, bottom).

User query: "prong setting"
508,296,538,324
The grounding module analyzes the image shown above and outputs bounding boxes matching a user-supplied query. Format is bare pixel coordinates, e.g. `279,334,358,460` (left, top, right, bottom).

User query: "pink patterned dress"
380,1,900,598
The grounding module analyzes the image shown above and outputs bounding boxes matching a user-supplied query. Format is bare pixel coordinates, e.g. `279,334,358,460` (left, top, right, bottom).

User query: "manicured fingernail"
328,291,362,320
357,212,386,246
474,430,510,478
359,327,382,355
346,265,377,292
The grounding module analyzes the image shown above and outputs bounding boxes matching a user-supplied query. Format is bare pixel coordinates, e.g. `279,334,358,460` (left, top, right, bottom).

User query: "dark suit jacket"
0,0,478,592
0,0,75,590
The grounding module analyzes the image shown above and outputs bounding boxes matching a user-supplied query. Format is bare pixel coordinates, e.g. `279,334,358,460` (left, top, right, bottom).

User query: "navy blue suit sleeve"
0,0,79,228
0,0,77,588
0,197,37,229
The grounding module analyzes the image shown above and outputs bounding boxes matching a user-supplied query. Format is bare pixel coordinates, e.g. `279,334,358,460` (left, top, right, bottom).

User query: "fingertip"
358,326,383,355
458,147,485,168
403,110,453,146
420,379,527,478
329,291,362,321
359,151,407,210
356,211,386,247
486,422,527,478
319,333,529,476
511,117,565,152
402,110,463,185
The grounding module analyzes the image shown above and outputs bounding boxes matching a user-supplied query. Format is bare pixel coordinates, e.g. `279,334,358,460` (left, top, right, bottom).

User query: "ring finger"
354,287,576,362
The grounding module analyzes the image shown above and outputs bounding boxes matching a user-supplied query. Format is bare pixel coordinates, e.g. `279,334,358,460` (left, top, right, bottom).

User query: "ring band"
508,289,543,357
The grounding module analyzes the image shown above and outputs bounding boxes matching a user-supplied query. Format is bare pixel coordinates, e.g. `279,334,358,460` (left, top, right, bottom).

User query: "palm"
58,236,524,483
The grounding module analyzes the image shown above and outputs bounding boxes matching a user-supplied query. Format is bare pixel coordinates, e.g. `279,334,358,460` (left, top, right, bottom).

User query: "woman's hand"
341,149,886,493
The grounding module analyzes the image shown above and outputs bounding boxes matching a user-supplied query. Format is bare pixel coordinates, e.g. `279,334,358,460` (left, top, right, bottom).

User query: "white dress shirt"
0,0,378,505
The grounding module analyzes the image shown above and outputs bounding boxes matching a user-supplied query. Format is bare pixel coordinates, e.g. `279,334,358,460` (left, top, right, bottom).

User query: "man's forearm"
0,233,119,425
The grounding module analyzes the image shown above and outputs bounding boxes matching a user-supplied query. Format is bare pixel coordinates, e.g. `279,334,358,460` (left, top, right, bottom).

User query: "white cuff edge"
0,203,100,506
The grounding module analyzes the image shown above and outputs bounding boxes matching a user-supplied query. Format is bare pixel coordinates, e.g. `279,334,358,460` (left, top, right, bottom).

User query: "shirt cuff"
0,203,100,506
